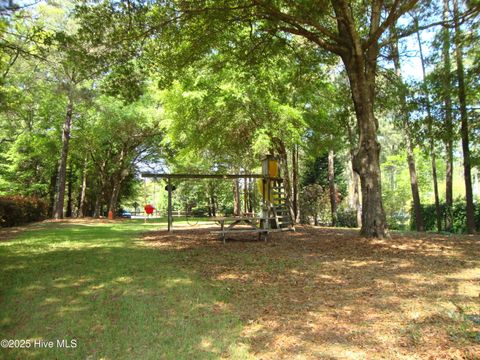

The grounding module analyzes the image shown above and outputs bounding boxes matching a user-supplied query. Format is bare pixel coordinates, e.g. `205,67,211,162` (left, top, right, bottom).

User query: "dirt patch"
0,226,27,241
142,226,480,359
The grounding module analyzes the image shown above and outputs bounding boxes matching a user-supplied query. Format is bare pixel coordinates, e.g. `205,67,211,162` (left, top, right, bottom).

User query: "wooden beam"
141,173,282,181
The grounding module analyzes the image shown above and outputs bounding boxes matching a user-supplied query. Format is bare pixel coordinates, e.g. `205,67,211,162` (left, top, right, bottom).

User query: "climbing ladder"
265,179,294,231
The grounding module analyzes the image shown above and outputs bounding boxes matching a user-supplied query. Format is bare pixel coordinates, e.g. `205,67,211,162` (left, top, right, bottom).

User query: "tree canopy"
1,0,479,235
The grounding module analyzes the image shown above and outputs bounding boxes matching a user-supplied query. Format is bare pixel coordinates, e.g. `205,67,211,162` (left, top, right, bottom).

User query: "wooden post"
167,177,173,232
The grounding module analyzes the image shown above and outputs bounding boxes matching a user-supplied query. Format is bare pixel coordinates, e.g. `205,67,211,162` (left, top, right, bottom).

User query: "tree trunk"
292,144,300,224
66,165,73,218
207,189,212,217
48,169,57,218
390,27,424,231
78,159,87,218
210,192,216,217
328,149,337,227
342,56,387,238
453,0,475,234
330,0,388,238
109,180,122,218
233,179,241,216
54,93,74,219
415,17,442,232
243,177,248,214
344,117,362,228
247,178,253,213
276,140,295,222
353,171,362,228
443,0,454,232
94,193,101,218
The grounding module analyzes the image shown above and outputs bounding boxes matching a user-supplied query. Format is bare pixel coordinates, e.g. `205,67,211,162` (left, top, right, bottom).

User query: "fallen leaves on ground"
142,226,480,359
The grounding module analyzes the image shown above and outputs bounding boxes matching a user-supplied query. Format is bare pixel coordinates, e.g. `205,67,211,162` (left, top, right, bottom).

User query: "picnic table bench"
210,216,269,243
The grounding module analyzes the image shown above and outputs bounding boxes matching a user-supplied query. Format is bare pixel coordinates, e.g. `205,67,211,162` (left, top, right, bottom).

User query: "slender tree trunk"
247,178,253,213
233,179,241,216
276,140,295,222
474,169,479,196
78,159,87,218
94,194,101,218
344,118,362,228
328,149,337,227
292,144,299,224
66,165,73,218
243,177,248,214
353,171,362,228
443,0,454,232
415,17,442,231
405,144,424,230
48,169,57,218
207,188,212,217
54,93,74,219
391,27,424,231
210,191,216,217
453,0,475,233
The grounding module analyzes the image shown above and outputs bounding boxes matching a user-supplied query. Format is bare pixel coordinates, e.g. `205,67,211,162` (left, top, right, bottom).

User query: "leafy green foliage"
411,200,480,233
0,196,48,227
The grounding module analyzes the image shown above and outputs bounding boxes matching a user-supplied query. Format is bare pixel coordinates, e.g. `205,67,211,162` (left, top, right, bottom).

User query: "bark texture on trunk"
331,1,387,238
390,28,424,231
342,56,387,238
443,0,454,232
328,150,337,227
109,180,121,217
54,93,74,219
453,0,475,234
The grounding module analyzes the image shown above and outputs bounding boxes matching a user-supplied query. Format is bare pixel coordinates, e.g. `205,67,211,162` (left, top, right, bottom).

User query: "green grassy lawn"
0,221,250,360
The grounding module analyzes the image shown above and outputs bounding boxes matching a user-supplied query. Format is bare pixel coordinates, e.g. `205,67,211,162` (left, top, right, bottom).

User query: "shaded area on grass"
144,226,480,359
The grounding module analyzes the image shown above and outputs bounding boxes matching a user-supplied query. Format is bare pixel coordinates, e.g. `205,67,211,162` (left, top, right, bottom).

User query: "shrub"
0,196,48,227
336,208,358,228
410,200,479,233
299,184,330,225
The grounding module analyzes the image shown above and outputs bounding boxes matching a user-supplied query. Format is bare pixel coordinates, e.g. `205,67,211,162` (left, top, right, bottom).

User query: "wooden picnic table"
210,216,268,244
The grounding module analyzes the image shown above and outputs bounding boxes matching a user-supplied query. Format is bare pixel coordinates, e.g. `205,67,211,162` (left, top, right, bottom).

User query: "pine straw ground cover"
143,226,480,359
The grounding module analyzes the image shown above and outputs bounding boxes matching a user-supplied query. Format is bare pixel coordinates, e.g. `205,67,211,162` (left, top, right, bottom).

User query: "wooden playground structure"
142,156,294,242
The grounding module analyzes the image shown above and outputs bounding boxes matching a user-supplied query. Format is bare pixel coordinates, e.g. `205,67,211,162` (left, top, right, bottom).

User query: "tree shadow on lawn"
143,226,480,359
0,225,248,360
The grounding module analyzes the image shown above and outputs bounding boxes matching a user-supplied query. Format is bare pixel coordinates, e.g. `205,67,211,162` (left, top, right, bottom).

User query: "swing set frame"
141,172,282,232
141,155,293,242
